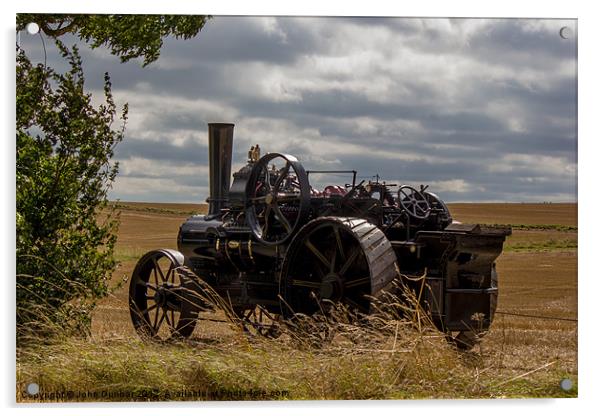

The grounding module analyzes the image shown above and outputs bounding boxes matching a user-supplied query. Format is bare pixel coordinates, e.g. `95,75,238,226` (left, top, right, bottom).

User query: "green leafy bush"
16,41,128,339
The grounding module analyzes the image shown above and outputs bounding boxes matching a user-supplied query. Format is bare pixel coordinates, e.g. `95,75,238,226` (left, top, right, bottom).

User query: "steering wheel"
245,153,310,245
397,185,432,220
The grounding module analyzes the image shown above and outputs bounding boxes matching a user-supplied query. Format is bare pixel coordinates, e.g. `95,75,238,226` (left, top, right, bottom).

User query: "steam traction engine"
128,123,510,348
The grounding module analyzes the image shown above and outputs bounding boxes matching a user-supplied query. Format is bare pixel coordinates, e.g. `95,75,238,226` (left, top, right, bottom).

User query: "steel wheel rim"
129,251,197,340
245,153,310,245
397,185,431,220
281,221,372,316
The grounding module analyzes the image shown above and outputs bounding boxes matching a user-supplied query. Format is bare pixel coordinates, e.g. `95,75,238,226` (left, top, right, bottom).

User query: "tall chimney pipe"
206,123,234,216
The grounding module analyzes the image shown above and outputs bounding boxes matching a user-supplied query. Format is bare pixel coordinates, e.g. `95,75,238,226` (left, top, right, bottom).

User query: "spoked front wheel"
129,249,200,341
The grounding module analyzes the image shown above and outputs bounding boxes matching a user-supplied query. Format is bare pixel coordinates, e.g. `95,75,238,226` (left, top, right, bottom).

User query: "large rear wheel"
279,217,398,317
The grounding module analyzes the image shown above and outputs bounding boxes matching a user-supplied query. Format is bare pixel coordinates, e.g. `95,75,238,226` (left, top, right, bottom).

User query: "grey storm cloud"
116,136,206,164
160,16,323,65
18,16,577,203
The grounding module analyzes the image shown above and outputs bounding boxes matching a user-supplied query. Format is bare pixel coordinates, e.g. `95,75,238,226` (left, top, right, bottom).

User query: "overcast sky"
19,16,577,203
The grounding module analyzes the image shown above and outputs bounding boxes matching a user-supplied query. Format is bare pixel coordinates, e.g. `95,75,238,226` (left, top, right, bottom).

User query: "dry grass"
16,303,576,401
16,203,578,401
16,307,577,401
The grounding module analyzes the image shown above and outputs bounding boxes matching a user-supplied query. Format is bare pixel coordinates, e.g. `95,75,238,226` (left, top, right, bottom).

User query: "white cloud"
488,153,576,176
112,176,205,199
113,90,239,145
425,179,482,193
117,157,207,178
256,17,289,43
233,116,440,166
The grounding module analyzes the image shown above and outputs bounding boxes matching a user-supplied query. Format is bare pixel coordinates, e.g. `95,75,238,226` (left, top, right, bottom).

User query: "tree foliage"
17,14,210,66
16,14,210,339
16,41,128,337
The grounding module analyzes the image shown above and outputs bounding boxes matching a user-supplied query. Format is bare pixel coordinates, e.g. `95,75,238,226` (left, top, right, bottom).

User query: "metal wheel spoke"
273,206,292,233
141,302,158,315
165,309,173,329
152,257,166,283
417,200,429,209
304,240,330,270
276,194,301,201
151,267,159,286
165,262,176,284
170,310,176,329
333,227,345,259
345,276,371,289
262,205,272,236
339,247,360,276
315,264,326,280
156,309,167,331
329,248,336,273
153,306,162,329
292,279,321,288
147,308,157,330
264,168,272,191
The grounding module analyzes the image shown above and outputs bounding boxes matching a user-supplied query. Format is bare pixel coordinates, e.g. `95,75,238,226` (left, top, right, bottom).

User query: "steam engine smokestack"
207,123,234,216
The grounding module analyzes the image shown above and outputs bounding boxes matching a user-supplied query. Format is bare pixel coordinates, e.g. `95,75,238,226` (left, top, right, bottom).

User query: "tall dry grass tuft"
17,253,128,349
17,270,577,401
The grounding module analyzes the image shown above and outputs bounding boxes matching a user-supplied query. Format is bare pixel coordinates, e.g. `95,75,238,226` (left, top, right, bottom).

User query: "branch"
40,20,77,37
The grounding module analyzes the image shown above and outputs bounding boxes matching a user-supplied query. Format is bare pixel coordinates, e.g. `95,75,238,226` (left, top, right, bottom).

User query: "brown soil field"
448,202,577,226
111,201,207,214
